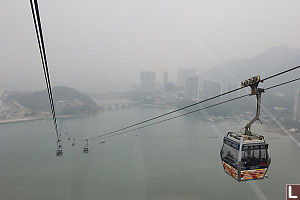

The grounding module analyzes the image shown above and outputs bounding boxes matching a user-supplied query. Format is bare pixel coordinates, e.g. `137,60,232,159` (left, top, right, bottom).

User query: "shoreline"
1,106,298,141
137,103,299,136
137,103,174,109
0,113,97,125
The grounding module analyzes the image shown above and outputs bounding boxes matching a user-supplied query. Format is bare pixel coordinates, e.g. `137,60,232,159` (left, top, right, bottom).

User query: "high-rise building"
177,68,196,88
140,71,156,92
163,71,168,84
293,88,300,122
0,82,3,109
202,80,222,98
162,71,168,92
0,82,3,98
164,82,175,93
185,76,199,99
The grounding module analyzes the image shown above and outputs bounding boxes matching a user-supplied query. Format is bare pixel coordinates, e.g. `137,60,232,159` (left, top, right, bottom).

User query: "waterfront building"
163,71,168,84
185,76,199,99
177,68,196,88
164,82,176,93
140,71,156,92
0,82,3,98
0,83,3,110
202,80,222,98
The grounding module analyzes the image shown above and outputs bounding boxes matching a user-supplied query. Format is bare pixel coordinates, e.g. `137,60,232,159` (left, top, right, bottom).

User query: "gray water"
0,106,299,200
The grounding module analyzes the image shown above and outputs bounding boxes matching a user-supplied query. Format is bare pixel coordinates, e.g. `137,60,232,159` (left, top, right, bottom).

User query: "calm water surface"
0,106,299,200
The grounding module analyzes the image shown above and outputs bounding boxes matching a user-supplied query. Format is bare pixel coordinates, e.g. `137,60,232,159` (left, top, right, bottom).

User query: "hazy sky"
1,0,300,93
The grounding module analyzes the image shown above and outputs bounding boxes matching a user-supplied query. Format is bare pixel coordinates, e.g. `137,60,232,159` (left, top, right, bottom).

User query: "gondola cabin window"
221,144,238,167
241,145,269,169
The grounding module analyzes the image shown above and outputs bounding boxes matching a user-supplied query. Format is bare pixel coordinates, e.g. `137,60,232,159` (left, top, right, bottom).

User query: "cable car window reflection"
261,148,267,160
253,149,260,159
221,144,238,165
241,147,268,169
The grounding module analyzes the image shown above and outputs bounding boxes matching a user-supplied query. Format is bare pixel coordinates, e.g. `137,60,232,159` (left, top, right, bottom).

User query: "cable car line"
132,135,299,140
29,0,58,138
87,75,299,142
81,86,246,142
88,94,250,142
260,65,300,82
264,77,300,91
30,0,62,156
30,0,58,136
101,76,299,181
219,75,298,182
28,0,300,159
30,0,58,135
27,1,300,183
82,69,300,143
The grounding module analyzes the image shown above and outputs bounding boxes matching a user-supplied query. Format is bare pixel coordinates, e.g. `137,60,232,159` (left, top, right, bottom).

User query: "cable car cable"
89,94,250,142
82,69,300,142
28,1,300,157
82,86,246,141
264,77,300,91
32,0,58,134
30,0,59,140
86,76,300,142
28,0,300,145
29,0,58,138
261,65,300,82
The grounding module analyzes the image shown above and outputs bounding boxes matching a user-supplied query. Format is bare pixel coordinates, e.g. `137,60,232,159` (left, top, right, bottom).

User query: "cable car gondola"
221,132,271,181
56,140,63,156
220,76,271,182
83,139,89,153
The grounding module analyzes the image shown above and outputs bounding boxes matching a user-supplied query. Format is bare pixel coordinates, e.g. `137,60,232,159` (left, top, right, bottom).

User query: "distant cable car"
220,76,271,182
72,138,75,147
83,139,89,153
83,146,89,153
56,140,63,156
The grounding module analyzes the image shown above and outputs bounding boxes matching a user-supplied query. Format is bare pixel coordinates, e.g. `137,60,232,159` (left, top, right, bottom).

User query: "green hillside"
9,86,98,115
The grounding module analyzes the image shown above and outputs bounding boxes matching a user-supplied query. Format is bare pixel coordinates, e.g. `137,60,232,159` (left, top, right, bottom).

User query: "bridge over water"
93,97,135,110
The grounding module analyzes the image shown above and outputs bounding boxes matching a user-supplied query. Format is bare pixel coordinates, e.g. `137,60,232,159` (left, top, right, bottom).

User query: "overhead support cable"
261,65,300,82
83,87,246,141
29,0,58,137
264,77,300,91
89,94,250,141
29,0,60,145
85,75,300,142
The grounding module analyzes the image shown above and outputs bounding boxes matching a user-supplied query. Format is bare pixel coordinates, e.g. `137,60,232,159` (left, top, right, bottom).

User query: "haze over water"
0,106,299,200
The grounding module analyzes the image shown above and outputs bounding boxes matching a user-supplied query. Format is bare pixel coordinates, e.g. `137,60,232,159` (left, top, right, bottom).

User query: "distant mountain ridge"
9,86,98,115
194,45,300,121
199,45,300,98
